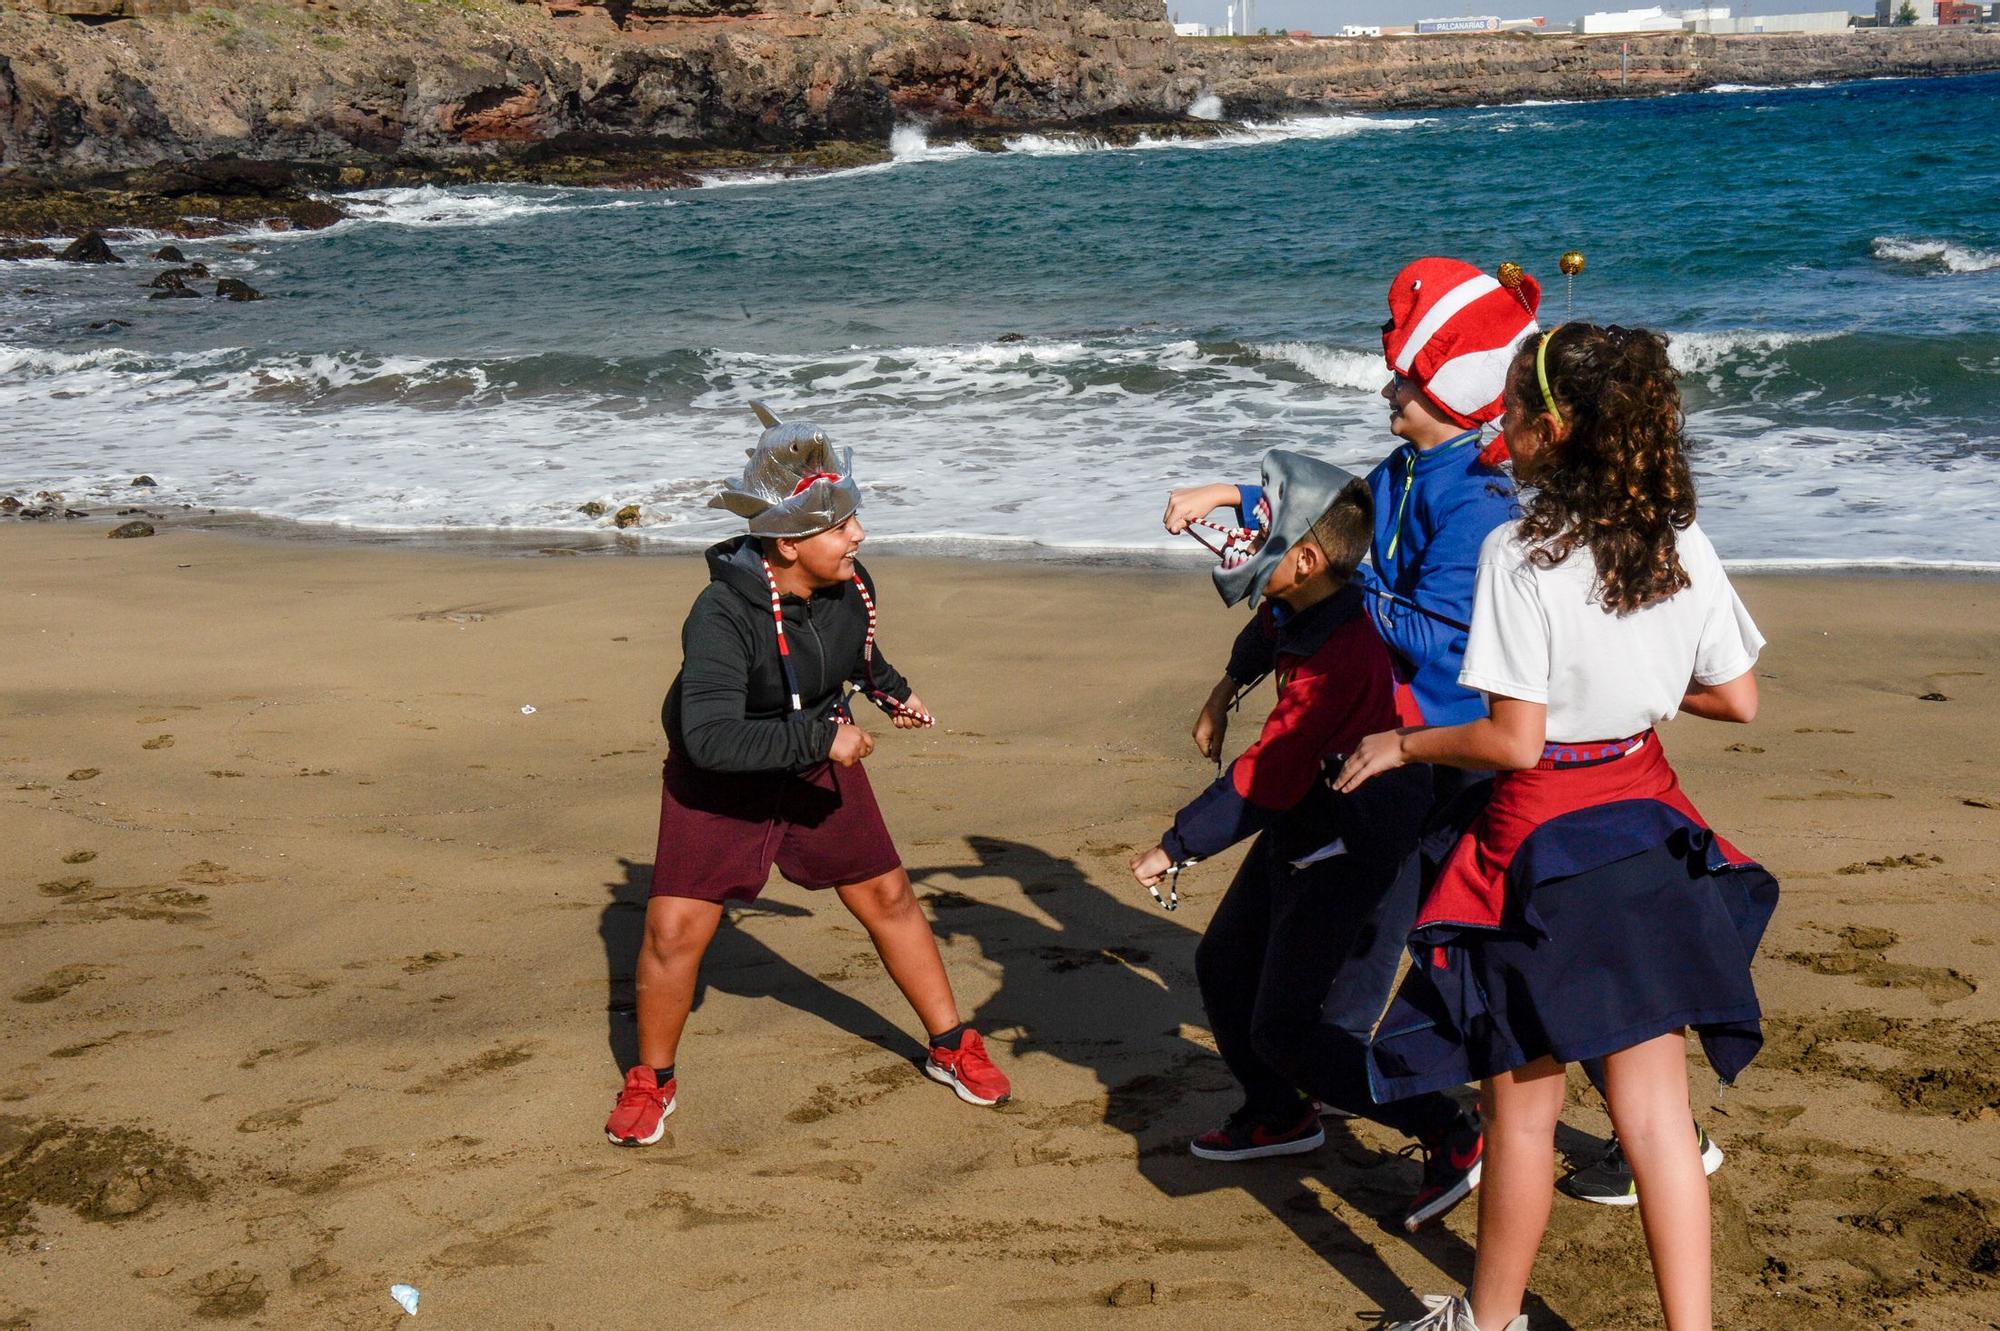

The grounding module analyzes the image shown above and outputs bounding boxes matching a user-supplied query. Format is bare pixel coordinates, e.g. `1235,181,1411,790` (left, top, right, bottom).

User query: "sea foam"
1871,235,2000,275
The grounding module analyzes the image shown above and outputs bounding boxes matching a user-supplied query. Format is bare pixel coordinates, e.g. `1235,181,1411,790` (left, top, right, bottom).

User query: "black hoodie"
662,535,912,774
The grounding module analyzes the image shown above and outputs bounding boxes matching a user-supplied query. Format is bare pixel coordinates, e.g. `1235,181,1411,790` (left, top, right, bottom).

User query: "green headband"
1536,324,1567,430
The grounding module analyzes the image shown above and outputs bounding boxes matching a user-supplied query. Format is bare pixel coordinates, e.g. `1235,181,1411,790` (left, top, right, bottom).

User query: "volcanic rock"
613,504,642,528
214,278,263,301
0,242,56,261
152,245,187,262
109,521,157,538
131,475,158,486
59,232,124,264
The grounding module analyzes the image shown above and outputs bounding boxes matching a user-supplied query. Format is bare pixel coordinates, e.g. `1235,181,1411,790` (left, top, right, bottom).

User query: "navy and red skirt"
1368,732,1779,1101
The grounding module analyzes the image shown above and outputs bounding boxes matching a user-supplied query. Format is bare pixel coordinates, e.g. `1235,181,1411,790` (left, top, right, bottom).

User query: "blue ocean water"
3,73,1997,563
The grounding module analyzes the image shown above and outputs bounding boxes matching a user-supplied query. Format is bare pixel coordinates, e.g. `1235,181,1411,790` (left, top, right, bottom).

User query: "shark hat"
1211,449,1360,609
708,401,863,539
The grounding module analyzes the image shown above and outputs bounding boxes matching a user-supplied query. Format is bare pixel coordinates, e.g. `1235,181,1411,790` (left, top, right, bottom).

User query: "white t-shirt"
1458,519,1764,743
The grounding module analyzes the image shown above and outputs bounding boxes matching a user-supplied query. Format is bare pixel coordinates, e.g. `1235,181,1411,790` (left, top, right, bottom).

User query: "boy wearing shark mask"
1132,451,1482,1233
604,403,1009,1148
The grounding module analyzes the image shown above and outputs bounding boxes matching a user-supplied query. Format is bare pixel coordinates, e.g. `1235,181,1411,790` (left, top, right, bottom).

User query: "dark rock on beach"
109,521,158,539
131,476,158,487
613,504,642,529
214,278,263,302
1,496,22,514
58,231,123,264
577,501,608,518
152,245,187,263
0,241,56,261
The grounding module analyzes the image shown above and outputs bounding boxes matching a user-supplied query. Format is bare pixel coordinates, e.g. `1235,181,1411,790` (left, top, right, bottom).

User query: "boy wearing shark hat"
1132,450,1482,1233
604,403,1009,1148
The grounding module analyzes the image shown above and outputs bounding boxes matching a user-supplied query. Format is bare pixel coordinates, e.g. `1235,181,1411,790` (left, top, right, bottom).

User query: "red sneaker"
604,1065,677,1146
1189,1103,1325,1161
924,1029,1010,1106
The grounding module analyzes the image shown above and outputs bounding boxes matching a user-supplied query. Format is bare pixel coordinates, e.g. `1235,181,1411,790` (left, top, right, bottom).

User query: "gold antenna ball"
1497,261,1525,288
1558,250,1587,277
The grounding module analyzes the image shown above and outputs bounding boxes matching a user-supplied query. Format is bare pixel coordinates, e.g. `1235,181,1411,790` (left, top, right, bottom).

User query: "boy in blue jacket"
1166,257,1536,734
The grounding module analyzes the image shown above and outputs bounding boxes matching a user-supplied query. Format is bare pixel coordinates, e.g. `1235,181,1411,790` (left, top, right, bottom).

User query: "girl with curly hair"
1333,324,1780,1331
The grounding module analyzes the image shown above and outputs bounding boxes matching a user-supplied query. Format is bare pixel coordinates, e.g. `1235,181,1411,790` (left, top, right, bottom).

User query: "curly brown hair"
1508,323,1697,614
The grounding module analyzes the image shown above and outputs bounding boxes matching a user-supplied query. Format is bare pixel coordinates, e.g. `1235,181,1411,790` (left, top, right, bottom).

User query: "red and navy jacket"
1160,584,1400,864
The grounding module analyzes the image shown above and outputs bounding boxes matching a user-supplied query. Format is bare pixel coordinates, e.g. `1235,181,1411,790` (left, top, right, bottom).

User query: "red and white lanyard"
760,557,934,728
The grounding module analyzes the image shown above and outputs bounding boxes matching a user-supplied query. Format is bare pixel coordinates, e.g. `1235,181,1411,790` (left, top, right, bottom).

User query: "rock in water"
152,245,186,262
1,496,20,513
59,231,124,264
613,504,642,528
109,521,156,539
0,241,57,261
215,277,264,301
150,273,201,300
577,500,608,517
131,475,157,487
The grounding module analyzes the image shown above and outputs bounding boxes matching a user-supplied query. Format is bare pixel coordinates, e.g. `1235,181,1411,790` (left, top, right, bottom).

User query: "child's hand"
1130,846,1173,887
1161,482,1237,535
1194,699,1228,761
830,724,875,767
1331,730,1406,793
1193,675,1237,760
892,693,930,729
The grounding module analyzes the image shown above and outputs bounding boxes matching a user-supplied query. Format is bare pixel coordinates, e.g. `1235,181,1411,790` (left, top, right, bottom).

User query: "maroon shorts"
649,751,902,903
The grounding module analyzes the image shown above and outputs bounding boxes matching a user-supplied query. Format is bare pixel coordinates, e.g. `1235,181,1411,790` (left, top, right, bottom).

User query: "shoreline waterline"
11,515,1999,582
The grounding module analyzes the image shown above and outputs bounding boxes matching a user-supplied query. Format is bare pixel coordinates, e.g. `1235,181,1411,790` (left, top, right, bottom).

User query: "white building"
1578,6,1687,32
1701,9,1851,29
1340,23,1384,35
1172,20,1213,34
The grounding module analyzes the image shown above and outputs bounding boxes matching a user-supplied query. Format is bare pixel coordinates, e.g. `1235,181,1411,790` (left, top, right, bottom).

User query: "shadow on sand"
598,840,1583,1327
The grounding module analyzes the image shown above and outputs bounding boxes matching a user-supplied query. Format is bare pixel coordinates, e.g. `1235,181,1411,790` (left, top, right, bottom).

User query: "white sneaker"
1384,1293,1528,1331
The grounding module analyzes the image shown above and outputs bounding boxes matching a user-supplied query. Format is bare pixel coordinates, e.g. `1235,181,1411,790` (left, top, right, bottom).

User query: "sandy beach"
2,522,1997,1330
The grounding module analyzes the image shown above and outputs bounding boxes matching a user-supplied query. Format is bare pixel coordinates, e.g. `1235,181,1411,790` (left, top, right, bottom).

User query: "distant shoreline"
3,2,1998,239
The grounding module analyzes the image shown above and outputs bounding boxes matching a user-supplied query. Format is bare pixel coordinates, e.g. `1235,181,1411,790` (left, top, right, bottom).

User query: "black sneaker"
1559,1122,1725,1206
1403,1108,1483,1232
1188,1102,1326,1162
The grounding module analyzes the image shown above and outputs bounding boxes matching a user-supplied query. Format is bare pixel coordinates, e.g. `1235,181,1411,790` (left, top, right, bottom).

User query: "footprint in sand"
37,877,92,898
238,1041,319,1070
12,964,101,1004
65,768,100,782
1785,924,1975,1003
406,1041,536,1093
62,850,96,865
751,1160,877,1185
236,1098,338,1134
401,950,462,974
187,1268,267,1319
141,735,174,750
1837,852,1943,874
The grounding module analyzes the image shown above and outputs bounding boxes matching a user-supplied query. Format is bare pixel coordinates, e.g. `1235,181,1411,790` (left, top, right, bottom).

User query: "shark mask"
708,401,863,539
1210,449,1361,609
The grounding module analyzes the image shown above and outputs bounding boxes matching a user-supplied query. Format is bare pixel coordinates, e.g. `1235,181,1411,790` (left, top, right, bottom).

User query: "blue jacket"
1237,428,1514,726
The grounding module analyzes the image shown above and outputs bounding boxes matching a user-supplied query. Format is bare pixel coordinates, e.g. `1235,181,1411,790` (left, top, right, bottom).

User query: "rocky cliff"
2,0,1997,233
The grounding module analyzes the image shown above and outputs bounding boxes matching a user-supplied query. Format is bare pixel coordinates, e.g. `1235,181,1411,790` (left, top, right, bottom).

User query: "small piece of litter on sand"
520,705,537,715
1918,692,1949,702
390,1283,419,1315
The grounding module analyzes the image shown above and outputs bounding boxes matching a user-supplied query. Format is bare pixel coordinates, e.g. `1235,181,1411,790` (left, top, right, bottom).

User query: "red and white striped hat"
1381,258,1542,430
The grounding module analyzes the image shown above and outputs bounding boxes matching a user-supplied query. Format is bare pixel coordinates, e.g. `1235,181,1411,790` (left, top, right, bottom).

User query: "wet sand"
2,523,1997,1330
